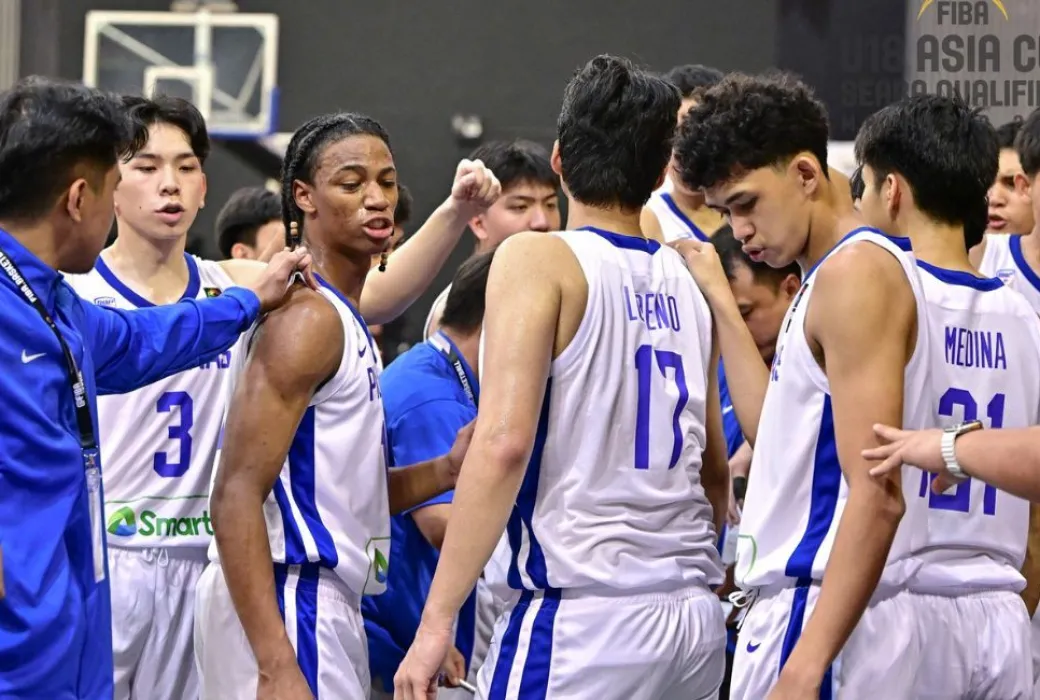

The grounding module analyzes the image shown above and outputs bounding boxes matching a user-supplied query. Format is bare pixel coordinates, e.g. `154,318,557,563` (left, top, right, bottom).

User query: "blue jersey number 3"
923,387,1001,515
155,391,194,478
634,345,689,470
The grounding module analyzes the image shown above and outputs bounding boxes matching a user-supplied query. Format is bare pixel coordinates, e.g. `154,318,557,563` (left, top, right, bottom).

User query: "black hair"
467,140,557,192
850,166,865,201
1016,107,1040,178
395,183,413,227
712,223,801,286
661,64,725,100
121,94,210,164
280,112,392,242
440,247,496,332
0,76,146,222
855,93,996,247
215,186,281,259
674,72,830,191
557,55,680,211
996,116,1024,150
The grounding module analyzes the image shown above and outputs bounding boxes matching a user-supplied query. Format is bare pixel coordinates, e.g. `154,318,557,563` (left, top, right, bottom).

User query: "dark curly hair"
673,72,830,192
661,64,724,100
557,55,680,211
855,94,996,249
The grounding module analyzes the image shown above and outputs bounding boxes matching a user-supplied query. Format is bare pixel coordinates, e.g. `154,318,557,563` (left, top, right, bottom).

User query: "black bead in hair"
279,112,392,245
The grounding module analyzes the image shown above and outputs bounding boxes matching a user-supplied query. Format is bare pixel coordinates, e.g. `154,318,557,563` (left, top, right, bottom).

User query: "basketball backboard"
83,9,279,138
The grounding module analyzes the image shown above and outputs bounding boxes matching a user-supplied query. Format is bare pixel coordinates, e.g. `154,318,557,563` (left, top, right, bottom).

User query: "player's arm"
418,232,562,628
210,288,343,683
701,330,729,536
777,245,912,690
671,240,770,445
640,206,666,243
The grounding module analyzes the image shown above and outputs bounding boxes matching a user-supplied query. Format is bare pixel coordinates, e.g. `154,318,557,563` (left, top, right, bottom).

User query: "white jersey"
644,180,711,243
496,226,724,595
735,230,932,591
906,260,1040,594
979,233,1040,310
422,283,451,341
209,277,391,597
65,254,237,549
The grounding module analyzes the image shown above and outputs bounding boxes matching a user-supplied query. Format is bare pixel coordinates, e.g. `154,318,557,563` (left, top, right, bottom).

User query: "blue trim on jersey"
287,406,340,568
580,226,662,254
916,260,1003,291
1010,234,1040,294
507,380,556,591
94,253,201,308
314,272,376,353
489,591,534,699
885,235,913,252
784,395,839,580
517,589,561,697
660,192,710,241
294,564,321,697
803,227,884,280
273,478,309,563
778,583,833,699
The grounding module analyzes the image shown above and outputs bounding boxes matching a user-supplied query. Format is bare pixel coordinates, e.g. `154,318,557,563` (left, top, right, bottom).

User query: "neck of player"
800,179,856,271
566,200,645,239
309,243,370,307
103,226,191,303
902,209,976,273
1021,224,1040,269
440,325,480,372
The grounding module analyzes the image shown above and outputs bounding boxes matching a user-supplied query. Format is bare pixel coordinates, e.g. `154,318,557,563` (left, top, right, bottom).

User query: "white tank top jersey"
209,276,391,597
422,283,452,341
484,226,724,595
734,230,932,592
979,233,1040,310
65,254,237,549
644,179,712,243
906,259,1040,594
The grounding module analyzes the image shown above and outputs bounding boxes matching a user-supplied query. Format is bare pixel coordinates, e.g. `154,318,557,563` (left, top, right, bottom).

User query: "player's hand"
447,158,502,220
256,662,314,700
440,420,475,487
249,247,318,312
438,645,467,688
728,443,752,525
668,238,731,303
394,618,453,700
862,424,951,474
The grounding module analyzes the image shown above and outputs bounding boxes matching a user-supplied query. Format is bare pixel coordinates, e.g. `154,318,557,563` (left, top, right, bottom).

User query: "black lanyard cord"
0,247,97,453
430,332,476,407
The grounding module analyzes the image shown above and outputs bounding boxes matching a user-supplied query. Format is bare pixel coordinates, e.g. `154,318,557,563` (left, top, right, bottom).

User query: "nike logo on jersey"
746,641,761,653
21,350,44,363
722,405,734,415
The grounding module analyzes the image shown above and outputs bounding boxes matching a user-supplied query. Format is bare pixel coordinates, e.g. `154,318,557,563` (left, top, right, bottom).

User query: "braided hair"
279,112,393,247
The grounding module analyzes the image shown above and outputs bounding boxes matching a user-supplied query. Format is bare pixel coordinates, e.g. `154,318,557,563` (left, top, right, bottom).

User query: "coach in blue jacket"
0,78,310,699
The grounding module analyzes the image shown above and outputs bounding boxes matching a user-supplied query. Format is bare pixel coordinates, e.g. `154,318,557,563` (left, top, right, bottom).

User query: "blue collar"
0,227,65,313
429,330,479,406
579,226,662,254
95,252,201,308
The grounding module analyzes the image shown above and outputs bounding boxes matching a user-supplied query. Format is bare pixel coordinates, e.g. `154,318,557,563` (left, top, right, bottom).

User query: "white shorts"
912,590,1032,700
477,586,725,700
732,583,922,700
109,545,207,700
194,561,370,700
1033,606,1040,699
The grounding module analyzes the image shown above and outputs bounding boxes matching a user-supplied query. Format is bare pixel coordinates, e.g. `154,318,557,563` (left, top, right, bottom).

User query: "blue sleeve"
82,286,261,395
389,400,474,510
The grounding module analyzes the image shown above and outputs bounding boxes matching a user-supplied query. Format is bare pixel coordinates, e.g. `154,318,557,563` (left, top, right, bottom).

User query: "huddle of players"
71,56,1040,700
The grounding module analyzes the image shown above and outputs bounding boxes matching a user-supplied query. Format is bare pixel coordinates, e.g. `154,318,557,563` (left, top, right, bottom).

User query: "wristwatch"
940,420,983,479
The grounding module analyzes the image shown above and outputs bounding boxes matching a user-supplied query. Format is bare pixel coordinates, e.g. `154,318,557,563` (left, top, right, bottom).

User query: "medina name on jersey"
64,253,238,549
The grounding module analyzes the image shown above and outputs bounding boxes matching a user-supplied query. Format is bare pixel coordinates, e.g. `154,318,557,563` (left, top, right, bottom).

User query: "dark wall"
23,0,811,339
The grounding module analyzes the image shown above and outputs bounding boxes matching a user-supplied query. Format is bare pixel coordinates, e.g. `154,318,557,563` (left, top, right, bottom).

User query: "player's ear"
230,242,251,260
550,140,562,177
1014,172,1033,199
780,273,801,300
66,178,90,223
886,173,904,220
293,179,317,215
469,214,488,243
792,153,822,198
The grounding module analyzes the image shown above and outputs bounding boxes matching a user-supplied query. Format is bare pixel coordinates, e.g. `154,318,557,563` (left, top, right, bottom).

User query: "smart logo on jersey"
996,268,1016,286
204,287,222,298
107,506,137,536
374,547,389,584
93,296,117,307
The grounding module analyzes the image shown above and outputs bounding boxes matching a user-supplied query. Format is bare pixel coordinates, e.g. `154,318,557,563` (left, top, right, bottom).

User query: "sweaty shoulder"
249,284,344,389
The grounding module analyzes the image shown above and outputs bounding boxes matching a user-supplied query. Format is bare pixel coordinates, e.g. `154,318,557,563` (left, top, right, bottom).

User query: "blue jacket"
0,229,260,699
